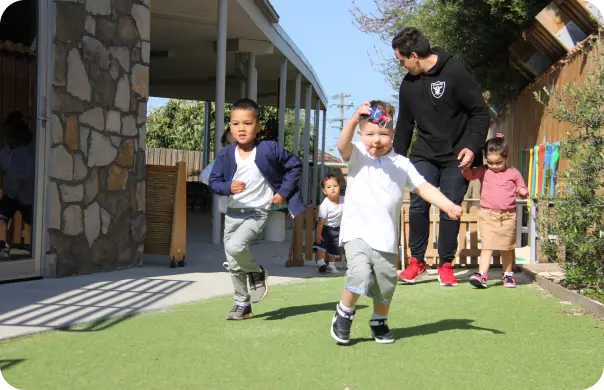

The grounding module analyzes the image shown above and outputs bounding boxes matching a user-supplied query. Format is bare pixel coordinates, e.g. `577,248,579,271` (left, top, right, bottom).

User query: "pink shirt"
463,165,527,211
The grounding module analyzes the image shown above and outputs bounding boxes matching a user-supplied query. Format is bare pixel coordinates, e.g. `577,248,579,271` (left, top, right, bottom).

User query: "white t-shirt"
339,142,426,254
228,147,274,209
318,196,344,227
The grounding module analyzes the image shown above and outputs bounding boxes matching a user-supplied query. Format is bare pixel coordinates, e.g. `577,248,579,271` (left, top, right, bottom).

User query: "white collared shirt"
339,142,426,253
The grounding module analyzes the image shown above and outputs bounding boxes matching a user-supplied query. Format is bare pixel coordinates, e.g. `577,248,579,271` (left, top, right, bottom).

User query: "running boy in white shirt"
331,101,463,344
313,175,344,274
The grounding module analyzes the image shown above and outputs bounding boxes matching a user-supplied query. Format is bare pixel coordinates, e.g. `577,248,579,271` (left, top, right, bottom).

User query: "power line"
329,93,354,131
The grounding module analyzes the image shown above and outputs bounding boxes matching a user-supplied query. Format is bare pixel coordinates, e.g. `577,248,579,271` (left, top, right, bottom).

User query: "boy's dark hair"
484,134,508,159
1,111,33,145
321,174,339,189
391,27,431,58
231,98,260,119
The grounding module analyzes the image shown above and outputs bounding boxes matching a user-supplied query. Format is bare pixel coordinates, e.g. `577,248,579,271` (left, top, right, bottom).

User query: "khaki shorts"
478,208,517,250
343,239,398,304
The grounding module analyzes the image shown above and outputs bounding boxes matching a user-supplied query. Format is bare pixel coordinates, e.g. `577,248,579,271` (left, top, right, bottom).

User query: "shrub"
534,35,604,289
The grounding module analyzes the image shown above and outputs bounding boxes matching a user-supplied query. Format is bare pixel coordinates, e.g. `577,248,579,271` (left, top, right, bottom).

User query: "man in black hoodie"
392,27,489,287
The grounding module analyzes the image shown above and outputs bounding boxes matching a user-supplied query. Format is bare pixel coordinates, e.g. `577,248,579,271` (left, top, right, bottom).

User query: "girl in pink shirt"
462,134,528,288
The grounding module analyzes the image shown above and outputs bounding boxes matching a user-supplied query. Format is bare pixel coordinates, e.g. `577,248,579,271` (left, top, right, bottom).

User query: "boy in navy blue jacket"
210,98,304,320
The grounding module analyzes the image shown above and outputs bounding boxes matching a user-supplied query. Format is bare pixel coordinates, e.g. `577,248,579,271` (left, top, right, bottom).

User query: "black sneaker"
226,304,253,320
318,264,327,273
369,318,395,344
331,304,354,344
248,266,268,303
0,242,9,259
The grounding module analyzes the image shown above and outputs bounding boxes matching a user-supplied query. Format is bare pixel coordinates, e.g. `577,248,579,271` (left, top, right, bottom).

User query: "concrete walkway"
0,211,324,340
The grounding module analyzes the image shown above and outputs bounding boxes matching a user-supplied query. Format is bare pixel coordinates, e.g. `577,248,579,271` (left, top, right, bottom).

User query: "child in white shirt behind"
313,175,344,274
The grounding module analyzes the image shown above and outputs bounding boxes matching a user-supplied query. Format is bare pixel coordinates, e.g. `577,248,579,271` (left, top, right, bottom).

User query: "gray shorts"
343,239,398,304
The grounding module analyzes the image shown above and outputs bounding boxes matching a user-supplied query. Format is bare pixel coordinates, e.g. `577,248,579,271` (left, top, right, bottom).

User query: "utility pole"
329,93,354,131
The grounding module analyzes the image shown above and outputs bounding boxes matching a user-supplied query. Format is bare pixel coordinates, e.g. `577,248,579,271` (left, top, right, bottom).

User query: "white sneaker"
325,263,340,274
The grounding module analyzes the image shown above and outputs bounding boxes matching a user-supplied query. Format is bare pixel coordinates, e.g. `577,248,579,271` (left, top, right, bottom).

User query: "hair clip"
360,107,391,128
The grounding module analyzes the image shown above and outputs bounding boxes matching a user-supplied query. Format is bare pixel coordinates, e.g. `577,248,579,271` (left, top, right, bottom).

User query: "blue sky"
147,0,395,156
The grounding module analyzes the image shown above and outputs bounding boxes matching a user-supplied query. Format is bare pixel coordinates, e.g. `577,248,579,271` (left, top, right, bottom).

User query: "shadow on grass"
58,313,139,333
349,318,504,345
0,359,25,371
256,302,369,320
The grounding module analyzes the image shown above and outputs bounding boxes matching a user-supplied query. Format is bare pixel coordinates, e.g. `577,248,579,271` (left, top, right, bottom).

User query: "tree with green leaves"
351,0,551,106
146,99,315,156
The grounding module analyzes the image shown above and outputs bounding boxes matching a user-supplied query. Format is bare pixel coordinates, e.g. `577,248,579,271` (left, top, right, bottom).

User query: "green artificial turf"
1,276,603,390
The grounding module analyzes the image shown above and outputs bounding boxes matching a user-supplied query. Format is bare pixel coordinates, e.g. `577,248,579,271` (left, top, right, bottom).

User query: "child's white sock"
371,313,388,321
316,259,326,267
504,271,514,276
339,301,354,313
237,301,250,307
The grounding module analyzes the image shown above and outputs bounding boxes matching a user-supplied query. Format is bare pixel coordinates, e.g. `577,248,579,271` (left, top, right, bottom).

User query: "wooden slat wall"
144,165,178,255
0,46,36,149
491,39,598,176
146,148,212,182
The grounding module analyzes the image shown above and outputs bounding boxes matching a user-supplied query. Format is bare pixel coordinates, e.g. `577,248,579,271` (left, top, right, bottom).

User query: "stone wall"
48,0,149,277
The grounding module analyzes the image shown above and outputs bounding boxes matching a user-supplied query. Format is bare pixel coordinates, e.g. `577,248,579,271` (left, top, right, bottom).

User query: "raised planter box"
520,265,604,318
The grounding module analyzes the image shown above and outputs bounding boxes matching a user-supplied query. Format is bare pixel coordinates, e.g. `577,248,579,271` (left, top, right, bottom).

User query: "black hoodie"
394,48,490,167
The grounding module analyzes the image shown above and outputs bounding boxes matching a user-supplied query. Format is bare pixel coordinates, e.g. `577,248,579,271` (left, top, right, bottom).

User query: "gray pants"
224,208,268,304
343,239,398,304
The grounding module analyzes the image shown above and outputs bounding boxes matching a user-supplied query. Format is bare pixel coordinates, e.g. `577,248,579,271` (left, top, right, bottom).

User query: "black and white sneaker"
369,318,395,344
325,263,341,274
0,243,9,259
248,266,268,303
317,260,327,273
226,304,253,320
331,304,355,344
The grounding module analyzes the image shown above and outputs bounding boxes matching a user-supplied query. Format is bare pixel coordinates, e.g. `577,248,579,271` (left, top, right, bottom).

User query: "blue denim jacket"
209,140,305,217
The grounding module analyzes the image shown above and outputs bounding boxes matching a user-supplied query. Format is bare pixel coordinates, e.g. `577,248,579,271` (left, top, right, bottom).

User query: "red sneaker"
437,262,459,286
397,257,426,284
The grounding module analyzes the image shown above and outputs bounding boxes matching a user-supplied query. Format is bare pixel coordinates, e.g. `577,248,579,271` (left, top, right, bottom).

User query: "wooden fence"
146,148,212,182
491,36,600,174
289,199,517,269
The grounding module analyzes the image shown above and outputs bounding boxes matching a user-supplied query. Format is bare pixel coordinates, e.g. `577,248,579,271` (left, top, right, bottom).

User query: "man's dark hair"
231,98,260,119
391,27,431,58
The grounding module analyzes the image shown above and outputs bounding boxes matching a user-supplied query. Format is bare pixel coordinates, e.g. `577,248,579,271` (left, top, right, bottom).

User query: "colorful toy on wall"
523,141,560,200
528,147,534,206
532,145,538,197
542,143,552,196
549,142,560,197
537,144,545,196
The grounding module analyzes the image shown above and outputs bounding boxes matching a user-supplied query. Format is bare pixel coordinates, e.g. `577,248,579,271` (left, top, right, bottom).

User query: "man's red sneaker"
397,257,426,284
437,262,459,286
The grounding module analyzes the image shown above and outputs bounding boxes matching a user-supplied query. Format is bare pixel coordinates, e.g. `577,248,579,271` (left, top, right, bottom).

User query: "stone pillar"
48,0,149,277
